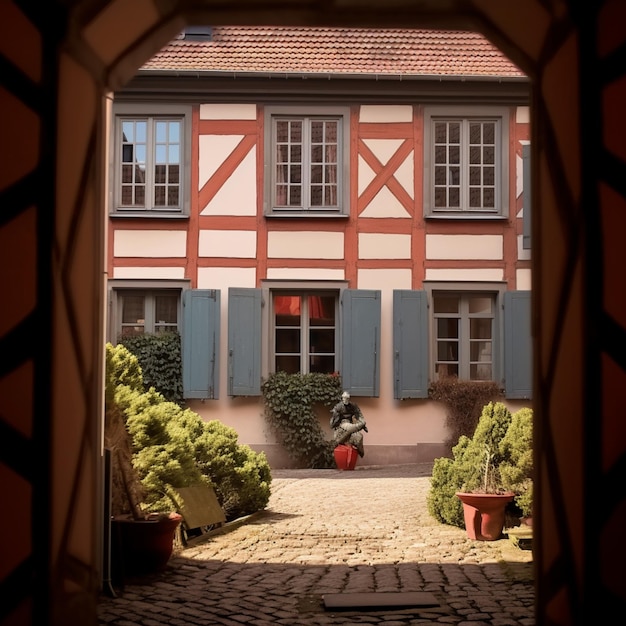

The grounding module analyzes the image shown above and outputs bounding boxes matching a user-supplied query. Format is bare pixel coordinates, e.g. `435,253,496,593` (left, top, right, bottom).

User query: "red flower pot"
334,444,358,470
111,512,182,577
456,492,514,541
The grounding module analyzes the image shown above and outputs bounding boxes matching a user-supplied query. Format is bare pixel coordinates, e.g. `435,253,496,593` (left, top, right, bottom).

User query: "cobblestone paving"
97,464,534,625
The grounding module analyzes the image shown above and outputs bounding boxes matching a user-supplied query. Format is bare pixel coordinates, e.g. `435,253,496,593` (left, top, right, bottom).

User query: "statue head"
341,391,350,404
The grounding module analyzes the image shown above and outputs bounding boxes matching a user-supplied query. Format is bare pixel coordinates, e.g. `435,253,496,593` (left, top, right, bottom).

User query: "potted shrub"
104,343,183,578
427,401,533,541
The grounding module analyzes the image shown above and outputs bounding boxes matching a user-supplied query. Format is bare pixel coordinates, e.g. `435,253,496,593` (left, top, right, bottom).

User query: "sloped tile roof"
141,27,525,78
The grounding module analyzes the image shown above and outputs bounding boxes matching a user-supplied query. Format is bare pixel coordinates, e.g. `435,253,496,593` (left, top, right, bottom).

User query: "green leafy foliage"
428,379,504,450
105,342,272,521
427,401,533,528
119,332,184,405
499,407,533,517
261,371,343,468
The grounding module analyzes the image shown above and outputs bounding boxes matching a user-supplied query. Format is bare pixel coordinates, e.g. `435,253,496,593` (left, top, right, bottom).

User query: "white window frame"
261,280,348,377
264,106,350,217
424,282,506,382
110,104,191,217
107,280,190,342
423,106,510,219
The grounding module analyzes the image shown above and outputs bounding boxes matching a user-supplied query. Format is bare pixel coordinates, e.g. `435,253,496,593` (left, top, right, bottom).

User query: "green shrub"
261,371,342,468
428,378,504,450
427,401,533,528
105,341,272,521
500,407,533,517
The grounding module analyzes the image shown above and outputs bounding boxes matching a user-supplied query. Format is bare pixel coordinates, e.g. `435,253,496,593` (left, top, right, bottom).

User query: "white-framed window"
271,290,339,374
423,106,510,218
107,280,188,341
264,106,350,216
433,291,497,381
110,104,191,216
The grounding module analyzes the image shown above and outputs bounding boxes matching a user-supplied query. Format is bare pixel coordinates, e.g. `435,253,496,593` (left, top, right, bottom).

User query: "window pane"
310,164,322,183
470,318,492,339
309,355,334,374
122,295,144,323
155,295,177,324
274,295,301,324
290,122,302,142
154,187,165,205
169,121,180,142
470,363,492,380
275,328,300,353
483,122,495,143
469,187,481,208
310,186,322,206
169,164,179,184
155,144,166,163
169,145,180,163
276,120,289,142
289,186,301,205
437,318,459,339
434,122,447,143
154,164,166,184
449,145,460,164
469,123,481,144
468,296,492,315
449,123,460,143
434,296,459,314
436,363,458,379
155,121,167,142
483,188,495,208
310,328,335,353
168,187,179,205
435,145,446,163
309,296,334,324
276,356,300,374
434,188,446,207
437,340,458,360
471,340,492,361
449,187,460,207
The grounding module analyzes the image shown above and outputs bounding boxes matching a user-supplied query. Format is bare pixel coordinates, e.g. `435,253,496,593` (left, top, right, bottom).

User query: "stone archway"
1,2,624,625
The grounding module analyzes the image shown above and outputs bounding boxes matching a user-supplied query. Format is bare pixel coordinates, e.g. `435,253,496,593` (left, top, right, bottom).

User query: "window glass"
116,115,184,213
273,292,336,374
117,290,180,338
426,110,505,216
434,292,495,381
271,115,341,212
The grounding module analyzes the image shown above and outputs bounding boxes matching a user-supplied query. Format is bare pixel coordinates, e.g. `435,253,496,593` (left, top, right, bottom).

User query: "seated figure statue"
330,391,368,457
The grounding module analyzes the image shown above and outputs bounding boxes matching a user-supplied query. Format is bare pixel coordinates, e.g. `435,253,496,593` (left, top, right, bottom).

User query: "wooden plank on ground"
174,485,226,529
323,591,439,611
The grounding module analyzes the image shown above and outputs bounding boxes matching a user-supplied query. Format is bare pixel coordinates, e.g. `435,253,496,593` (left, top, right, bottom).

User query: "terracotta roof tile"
140,27,525,78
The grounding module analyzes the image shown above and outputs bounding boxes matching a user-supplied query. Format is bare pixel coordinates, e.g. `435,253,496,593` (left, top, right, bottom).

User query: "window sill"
265,212,349,219
109,212,190,220
424,213,509,221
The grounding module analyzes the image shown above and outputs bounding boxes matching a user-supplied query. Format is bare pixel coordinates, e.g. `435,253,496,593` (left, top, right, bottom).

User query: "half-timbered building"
107,26,532,466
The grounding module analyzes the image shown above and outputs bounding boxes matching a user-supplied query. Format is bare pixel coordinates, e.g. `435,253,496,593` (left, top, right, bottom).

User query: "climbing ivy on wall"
261,371,343,468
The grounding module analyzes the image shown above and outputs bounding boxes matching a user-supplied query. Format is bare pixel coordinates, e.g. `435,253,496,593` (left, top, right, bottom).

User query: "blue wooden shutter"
341,289,381,397
504,290,532,399
393,290,429,399
228,288,262,396
182,289,220,399
522,143,531,250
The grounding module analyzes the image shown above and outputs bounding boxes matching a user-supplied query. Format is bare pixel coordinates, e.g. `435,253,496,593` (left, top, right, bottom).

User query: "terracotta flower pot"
456,492,515,541
111,512,182,577
333,444,359,470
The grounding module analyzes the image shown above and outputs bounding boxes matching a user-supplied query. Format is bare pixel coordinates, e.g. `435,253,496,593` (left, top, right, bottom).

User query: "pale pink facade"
106,28,532,467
